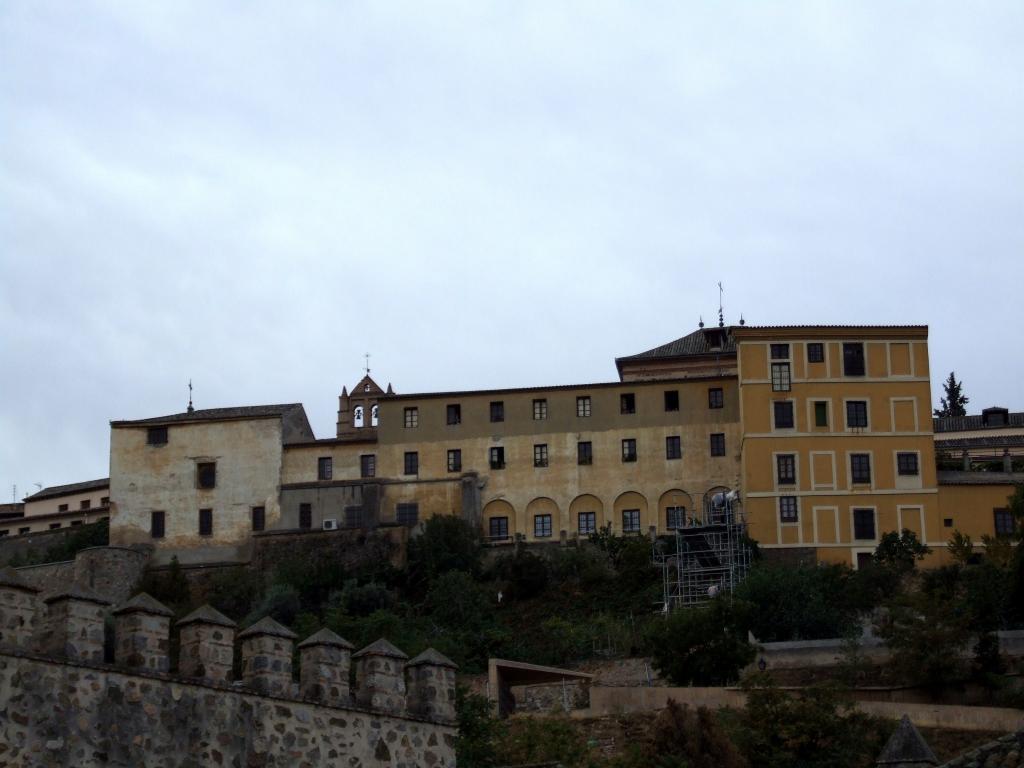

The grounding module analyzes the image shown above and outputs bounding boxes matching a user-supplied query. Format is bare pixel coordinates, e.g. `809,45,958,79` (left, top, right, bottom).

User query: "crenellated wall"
0,568,457,767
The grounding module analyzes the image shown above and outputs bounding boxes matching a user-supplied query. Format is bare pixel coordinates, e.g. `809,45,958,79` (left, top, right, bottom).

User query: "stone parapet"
298,627,354,706
406,648,458,721
176,604,236,682
0,567,40,649
111,592,174,673
239,616,298,695
41,585,111,663
353,638,409,713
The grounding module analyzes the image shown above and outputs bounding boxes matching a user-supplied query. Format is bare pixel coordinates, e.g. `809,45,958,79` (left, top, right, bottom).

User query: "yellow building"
104,322,1021,568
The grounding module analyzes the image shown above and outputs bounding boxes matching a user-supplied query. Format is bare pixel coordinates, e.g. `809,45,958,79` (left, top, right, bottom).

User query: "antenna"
11,484,15,503
34,482,42,492
717,282,725,328
364,352,371,376
187,379,194,413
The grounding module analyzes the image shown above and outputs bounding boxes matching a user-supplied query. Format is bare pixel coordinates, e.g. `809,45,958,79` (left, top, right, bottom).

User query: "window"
621,439,637,462
943,518,953,528
779,496,798,523
447,449,462,473
777,454,796,484
49,523,61,530
490,401,504,422
80,499,91,510
853,508,875,540
147,426,168,446
58,504,68,512
0,531,8,538
371,405,379,427
344,506,362,528
299,503,312,529
489,516,509,540
846,401,868,429
397,503,419,527
897,452,919,476
404,452,419,475
666,506,685,529
360,454,376,478
151,511,165,539
446,404,461,425
318,457,333,481
666,436,682,460
814,401,829,427
70,521,82,527
353,405,364,428
197,462,216,490
533,444,548,468
403,407,418,428
578,511,597,535
843,342,865,376
770,344,790,360
577,441,593,465
994,508,1015,537
620,393,636,414
18,527,29,535
534,514,552,538
710,433,726,457
850,454,871,484
807,343,824,363
773,401,794,429
251,506,265,532
576,396,592,417
533,399,548,420
622,509,641,533
664,390,679,412
198,508,213,536
708,388,724,409
489,446,505,470
771,363,791,392
100,496,109,506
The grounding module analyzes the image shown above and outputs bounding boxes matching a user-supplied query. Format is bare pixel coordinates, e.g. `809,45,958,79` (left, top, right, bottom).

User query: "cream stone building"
100,322,1021,569
0,479,111,538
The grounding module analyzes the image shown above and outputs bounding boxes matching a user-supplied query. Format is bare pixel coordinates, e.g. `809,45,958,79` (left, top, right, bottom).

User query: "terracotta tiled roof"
615,327,737,364
111,404,305,427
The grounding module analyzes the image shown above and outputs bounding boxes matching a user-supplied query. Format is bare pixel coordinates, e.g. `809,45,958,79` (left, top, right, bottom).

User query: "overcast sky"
2,2,1022,497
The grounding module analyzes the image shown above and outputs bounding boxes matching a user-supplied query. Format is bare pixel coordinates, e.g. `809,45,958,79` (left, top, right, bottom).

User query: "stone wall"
0,523,101,568
252,524,408,572
0,571,456,767
15,546,148,605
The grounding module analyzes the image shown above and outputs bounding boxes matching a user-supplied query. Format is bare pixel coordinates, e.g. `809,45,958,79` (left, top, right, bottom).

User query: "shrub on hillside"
490,549,548,600
406,515,483,591
645,597,755,686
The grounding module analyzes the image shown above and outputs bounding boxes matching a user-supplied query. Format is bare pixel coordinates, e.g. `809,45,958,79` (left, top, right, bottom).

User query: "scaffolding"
654,489,752,610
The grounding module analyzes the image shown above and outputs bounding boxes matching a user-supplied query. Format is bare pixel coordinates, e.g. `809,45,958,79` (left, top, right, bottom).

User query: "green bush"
406,515,483,591
243,583,302,628
646,598,755,686
490,549,549,600
337,579,394,617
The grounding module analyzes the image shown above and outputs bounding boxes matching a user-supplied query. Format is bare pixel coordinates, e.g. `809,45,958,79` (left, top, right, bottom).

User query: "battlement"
0,567,457,767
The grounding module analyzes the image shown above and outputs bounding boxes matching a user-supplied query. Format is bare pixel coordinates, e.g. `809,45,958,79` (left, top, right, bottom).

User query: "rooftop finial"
364,352,371,376
698,315,705,329
739,313,746,326
717,281,725,328
187,379,194,414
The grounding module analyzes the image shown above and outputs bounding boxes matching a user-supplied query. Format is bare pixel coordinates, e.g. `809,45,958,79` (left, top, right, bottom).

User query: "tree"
946,530,975,565
933,371,969,417
406,515,483,590
646,597,755,686
873,529,930,574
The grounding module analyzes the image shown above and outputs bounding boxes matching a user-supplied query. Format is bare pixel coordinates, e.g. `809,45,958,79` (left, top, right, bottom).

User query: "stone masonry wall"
0,652,456,767
15,547,148,605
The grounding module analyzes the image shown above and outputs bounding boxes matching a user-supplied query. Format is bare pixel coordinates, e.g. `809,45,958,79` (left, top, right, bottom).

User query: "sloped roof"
112,592,175,617
616,327,737,365
934,412,1024,433
238,616,298,640
176,604,236,629
876,715,938,765
298,628,354,650
23,478,109,503
353,638,409,660
408,648,458,669
111,404,305,427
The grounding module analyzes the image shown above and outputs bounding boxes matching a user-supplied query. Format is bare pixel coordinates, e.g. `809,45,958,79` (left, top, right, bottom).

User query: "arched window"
371,405,379,427
353,405,364,428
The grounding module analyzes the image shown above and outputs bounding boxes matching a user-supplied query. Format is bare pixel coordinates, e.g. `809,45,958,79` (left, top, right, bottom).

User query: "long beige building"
101,322,1021,567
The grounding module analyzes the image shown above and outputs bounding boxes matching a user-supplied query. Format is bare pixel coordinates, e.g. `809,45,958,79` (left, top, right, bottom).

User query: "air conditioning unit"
322,519,338,531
